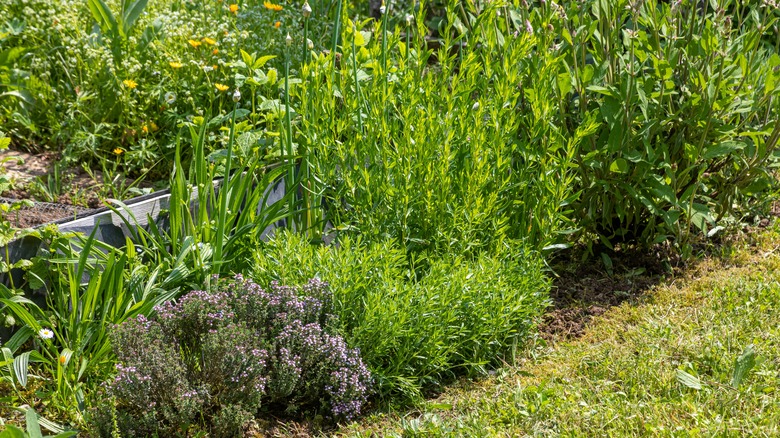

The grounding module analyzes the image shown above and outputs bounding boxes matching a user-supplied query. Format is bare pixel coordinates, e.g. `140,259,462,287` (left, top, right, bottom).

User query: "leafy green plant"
252,231,550,401
293,0,582,255
0,227,179,421
0,408,76,438
547,0,780,253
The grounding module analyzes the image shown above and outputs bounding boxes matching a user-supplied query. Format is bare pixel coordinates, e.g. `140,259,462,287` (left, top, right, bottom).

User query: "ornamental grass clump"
90,276,371,437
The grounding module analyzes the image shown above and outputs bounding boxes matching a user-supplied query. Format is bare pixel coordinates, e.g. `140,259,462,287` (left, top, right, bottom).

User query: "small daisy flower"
39,328,54,339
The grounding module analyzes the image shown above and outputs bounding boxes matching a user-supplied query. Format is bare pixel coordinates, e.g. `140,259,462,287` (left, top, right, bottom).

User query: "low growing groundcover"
335,227,780,437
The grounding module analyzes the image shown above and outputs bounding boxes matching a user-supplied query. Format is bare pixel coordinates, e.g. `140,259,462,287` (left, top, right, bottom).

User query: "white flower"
232,88,241,102
379,5,386,14
472,101,480,111
405,14,414,25
164,92,177,104
39,328,54,339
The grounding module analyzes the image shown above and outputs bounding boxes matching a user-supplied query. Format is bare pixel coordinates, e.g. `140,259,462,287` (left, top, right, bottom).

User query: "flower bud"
307,38,314,50
472,101,479,111
379,3,386,14
232,88,241,102
302,1,312,18
405,14,414,25
286,33,293,46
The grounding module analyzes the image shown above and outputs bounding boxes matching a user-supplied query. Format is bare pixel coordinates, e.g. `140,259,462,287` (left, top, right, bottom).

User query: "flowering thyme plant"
91,276,371,436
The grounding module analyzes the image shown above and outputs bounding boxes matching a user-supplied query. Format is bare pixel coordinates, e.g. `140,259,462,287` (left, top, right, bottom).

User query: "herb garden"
0,0,779,436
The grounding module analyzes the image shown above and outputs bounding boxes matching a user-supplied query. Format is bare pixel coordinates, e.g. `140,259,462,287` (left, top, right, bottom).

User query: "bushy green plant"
292,0,582,255
539,0,780,252
90,276,371,437
0,227,179,422
252,231,550,401
0,0,325,177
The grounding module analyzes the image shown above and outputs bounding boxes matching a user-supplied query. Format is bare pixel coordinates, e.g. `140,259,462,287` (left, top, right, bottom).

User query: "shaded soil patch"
0,198,93,228
541,247,674,340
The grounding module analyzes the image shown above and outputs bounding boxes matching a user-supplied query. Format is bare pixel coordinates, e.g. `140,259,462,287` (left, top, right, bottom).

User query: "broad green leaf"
676,369,702,390
240,50,254,68
122,0,149,36
253,55,276,69
702,140,746,160
689,202,714,232
0,425,26,438
609,158,628,173
731,345,757,387
87,0,118,36
25,408,42,438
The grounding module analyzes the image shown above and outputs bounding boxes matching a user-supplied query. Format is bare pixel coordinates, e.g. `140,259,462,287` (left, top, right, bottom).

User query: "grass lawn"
334,227,780,437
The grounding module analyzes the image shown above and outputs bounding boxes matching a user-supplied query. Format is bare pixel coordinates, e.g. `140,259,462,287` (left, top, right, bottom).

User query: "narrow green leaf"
13,351,30,387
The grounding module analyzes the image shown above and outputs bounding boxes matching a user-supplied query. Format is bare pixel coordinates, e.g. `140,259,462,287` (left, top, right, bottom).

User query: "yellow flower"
169,61,184,68
263,0,283,11
113,148,124,155
188,39,202,48
122,79,137,89
202,37,217,45
274,21,281,28
215,83,229,92
229,3,239,13
150,121,159,131
142,125,149,134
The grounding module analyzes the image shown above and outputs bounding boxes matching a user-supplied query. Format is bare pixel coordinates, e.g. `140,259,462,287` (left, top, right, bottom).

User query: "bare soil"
0,149,102,227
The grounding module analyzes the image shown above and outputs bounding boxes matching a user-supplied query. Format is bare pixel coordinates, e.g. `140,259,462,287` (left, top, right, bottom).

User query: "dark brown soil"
540,247,673,340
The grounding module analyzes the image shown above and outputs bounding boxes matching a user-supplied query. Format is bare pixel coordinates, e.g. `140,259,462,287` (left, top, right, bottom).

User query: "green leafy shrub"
252,232,550,400
292,0,582,255
90,276,371,437
543,0,780,251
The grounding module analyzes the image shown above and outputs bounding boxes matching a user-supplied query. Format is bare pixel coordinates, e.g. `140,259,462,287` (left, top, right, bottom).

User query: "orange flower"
229,3,239,13
188,39,202,48
142,125,149,134
212,48,219,55
169,61,184,68
274,21,281,28
263,0,283,11
215,83,229,92
59,355,67,365
212,64,218,70
202,37,217,45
